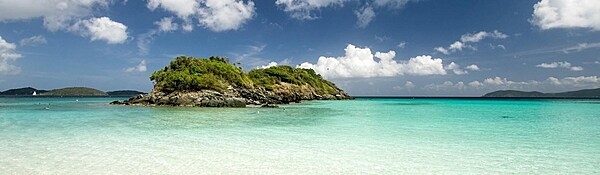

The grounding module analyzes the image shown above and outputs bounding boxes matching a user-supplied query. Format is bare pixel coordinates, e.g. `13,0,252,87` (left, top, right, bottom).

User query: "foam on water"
1,97,599,174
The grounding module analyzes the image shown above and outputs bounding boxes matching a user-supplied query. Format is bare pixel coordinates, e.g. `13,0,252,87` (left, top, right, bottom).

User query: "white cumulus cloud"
444,62,468,75
197,0,256,32
0,0,110,31
297,44,448,79
125,60,147,72
465,64,480,71
536,61,583,71
147,0,199,18
19,35,47,46
147,0,255,32
435,30,508,55
0,36,22,75
0,0,130,44
531,0,600,30
70,17,128,44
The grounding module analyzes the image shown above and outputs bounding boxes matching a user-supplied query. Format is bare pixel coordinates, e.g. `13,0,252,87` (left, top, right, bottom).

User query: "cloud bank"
417,76,600,95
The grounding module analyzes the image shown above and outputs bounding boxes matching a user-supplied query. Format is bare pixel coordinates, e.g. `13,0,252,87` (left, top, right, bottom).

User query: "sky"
0,0,599,96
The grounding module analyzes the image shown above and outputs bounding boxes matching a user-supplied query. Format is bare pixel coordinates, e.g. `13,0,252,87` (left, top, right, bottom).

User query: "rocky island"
112,56,352,107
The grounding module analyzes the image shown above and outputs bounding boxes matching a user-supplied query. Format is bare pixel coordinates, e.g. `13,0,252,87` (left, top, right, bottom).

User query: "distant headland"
0,87,145,97
482,88,600,98
112,56,352,107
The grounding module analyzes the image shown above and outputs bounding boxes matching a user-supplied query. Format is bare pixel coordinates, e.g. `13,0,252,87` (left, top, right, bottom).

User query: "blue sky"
1,0,599,96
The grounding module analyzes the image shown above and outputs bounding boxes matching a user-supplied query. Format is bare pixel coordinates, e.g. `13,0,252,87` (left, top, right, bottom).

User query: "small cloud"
435,30,508,55
562,42,600,53
275,0,346,20
355,5,375,28
468,81,483,88
397,42,406,49
490,44,506,50
393,81,415,91
465,64,480,71
125,60,147,72
425,81,466,91
374,35,390,42
460,30,508,43
373,0,410,9
20,35,47,46
259,62,278,69
497,44,506,50
155,17,178,32
536,61,583,71
70,17,129,44
434,47,450,55
444,62,467,75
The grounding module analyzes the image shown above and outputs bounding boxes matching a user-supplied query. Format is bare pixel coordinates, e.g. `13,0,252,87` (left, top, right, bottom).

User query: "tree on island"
116,56,352,107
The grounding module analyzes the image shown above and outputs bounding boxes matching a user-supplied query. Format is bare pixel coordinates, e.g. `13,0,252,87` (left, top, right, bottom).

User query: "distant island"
0,87,145,97
483,88,600,98
112,56,352,107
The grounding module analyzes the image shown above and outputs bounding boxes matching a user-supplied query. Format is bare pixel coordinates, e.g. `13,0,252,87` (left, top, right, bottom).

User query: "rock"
111,83,353,107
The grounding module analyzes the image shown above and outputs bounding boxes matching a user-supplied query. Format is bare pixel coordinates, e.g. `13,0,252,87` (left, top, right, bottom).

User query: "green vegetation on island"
117,56,352,107
483,88,600,98
41,87,108,96
150,56,253,93
149,56,344,96
106,90,146,96
0,87,48,96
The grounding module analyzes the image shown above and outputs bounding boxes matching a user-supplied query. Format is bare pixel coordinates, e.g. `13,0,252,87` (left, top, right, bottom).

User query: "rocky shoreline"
111,84,352,107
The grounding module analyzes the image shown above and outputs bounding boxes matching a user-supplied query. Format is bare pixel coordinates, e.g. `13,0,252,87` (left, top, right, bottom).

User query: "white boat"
32,91,37,96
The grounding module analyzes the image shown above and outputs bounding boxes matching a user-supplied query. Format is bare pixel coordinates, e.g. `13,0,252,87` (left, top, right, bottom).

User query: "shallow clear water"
1,97,599,174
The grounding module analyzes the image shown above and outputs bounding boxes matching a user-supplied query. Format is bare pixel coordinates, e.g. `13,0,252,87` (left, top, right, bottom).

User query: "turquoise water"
1,97,599,174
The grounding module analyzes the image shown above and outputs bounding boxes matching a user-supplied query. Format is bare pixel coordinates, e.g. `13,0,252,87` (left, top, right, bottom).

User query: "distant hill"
483,88,600,98
0,87,48,96
107,90,145,96
41,87,108,96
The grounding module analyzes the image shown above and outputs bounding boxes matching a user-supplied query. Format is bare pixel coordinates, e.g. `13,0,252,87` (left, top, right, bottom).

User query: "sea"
1,97,599,174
